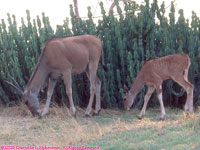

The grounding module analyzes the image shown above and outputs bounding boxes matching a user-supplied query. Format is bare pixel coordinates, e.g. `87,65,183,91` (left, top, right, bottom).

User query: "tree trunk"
73,0,80,18
73,0,80,23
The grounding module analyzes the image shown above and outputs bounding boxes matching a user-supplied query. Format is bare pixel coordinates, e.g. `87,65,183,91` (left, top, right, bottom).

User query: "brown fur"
124,53,194,120
23,35,104,116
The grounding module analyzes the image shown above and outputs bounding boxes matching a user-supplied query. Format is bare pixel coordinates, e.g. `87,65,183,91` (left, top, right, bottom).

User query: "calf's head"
123,85,134,111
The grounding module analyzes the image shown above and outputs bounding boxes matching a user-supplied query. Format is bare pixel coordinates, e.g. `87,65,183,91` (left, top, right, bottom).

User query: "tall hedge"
0,0,200,109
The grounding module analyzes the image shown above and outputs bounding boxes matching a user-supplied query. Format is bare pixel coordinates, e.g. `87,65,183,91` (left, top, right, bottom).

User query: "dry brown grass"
0,104,101,146
0,104,125,146
0,104,199,148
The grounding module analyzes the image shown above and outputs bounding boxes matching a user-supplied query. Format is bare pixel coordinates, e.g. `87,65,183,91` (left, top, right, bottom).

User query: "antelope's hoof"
72,113,76,118
138,116,143,120
84,113,91,118
40,112,47,118
188,110,194,114
38,115,43,119
93,109,101,116
92,112,98,116
160,117,165,121
184,108,189,112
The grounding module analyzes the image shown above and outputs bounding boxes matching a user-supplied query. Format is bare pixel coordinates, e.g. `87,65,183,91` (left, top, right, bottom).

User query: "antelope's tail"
101,47,108,72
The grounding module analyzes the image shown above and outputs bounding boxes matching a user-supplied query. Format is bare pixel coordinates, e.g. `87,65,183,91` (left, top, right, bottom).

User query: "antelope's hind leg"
84,62,98,117
173,75,194,113
93,77,101,116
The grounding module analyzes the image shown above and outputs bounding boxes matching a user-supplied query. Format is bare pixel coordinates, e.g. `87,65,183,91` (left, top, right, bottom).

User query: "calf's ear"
124,85,129,93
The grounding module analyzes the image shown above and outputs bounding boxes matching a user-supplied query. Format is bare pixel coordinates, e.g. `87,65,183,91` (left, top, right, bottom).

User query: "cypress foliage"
1,1,200,108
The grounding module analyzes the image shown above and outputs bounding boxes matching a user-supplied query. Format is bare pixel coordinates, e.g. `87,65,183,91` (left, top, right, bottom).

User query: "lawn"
0,104,200,150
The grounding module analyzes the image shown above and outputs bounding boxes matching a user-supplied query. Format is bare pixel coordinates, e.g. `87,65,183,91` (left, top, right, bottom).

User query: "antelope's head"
123,85,134,111
6,77,41,116
22,90,41,116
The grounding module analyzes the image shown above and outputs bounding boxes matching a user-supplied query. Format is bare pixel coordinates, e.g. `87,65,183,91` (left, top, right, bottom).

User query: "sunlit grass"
0,104,199,150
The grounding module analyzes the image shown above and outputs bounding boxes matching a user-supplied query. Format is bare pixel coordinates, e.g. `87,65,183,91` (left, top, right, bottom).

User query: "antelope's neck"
130,73,144,96
26,65,49,96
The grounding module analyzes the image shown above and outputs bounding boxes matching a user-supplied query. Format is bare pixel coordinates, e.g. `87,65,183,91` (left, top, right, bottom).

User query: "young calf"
124,53,194,120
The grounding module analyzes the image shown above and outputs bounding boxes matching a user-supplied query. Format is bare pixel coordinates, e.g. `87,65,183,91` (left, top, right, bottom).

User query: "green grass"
84,108,200,150
0,105,200,150
85,121,200,150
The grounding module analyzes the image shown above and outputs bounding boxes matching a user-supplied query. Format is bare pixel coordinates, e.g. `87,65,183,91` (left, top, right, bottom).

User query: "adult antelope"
124,53,194,120
7,34,105,117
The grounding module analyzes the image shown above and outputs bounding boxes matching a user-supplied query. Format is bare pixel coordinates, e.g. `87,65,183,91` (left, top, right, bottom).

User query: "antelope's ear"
124,85,129,93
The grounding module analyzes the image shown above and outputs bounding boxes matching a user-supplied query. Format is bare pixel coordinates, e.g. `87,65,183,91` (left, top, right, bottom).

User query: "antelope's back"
43,35,102,72
140,53,190,81
166,53,191,74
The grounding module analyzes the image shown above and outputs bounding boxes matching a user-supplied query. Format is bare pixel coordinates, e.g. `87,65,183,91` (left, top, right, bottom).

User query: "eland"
7,34,106,117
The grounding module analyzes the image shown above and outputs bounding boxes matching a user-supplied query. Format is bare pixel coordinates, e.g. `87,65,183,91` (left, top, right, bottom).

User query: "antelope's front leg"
41,78,57,117
156,87,166,120
138,86,154,119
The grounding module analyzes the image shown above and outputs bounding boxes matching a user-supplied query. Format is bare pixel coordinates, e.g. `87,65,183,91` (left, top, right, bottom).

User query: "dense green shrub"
1,0,200,109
